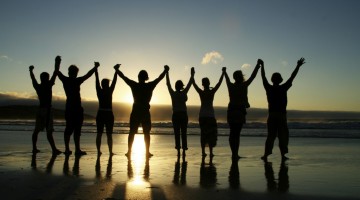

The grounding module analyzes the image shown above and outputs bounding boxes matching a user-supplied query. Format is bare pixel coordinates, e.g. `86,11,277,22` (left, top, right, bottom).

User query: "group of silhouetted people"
29,56,305,161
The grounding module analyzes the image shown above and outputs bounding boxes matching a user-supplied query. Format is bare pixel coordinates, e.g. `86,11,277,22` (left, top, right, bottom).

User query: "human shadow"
173,155,187,186
199,156,217,188
46,154,58,174
72,154,82,177
228,159,240,189
263,160,289,193
31,153,37,169
96,154,113,180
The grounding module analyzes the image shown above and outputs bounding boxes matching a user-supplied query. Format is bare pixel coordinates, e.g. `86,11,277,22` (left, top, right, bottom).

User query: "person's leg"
74,109,86,155
96,112,104,155
32,109,45,153
32,130,40,153
127,112,139,157
64,127,73,154
262,114,277,160
180,113,188,153
46,130,61,154
229,123,242,159
199,118,207,157
278,114,289,160
64,110,74,154
105,112,115,155
143,111,152,157
172,113,181,155
46,110,60,154
209,146,214,157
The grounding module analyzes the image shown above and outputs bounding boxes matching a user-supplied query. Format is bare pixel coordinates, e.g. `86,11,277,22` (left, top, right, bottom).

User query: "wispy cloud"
201,51,224,65
241,63,251,69
0,55,12,61
281,61,288,67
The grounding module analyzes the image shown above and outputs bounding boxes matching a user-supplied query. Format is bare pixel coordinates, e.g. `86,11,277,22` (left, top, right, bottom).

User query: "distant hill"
0,105,94,120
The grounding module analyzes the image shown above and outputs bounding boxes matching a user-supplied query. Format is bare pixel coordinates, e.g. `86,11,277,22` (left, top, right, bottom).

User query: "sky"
0,0,359,112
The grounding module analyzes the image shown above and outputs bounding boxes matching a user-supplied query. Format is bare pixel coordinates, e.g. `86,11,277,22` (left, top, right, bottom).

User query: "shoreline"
1,131,360,199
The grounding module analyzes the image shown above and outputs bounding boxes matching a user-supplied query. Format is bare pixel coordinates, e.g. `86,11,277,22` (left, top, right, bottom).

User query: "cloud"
281,61,288,67
0,55,12,61
241,63,251,69
201,51,224,65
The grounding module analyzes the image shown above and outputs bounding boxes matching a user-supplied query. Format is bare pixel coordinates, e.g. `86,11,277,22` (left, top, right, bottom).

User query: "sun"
120,92,133,104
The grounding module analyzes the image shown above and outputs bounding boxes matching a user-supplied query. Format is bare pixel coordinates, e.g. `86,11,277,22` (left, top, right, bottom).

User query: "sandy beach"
1,130,360,200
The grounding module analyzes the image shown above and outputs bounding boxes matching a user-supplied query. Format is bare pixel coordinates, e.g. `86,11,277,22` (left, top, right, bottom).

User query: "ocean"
1,119,359,138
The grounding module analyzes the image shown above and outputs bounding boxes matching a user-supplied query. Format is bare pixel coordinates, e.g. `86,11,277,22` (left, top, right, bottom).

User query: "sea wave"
0,120,359,138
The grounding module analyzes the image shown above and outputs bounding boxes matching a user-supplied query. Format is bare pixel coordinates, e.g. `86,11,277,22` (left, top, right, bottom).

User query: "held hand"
29,65,34,71
164,65,170,72
191,67,195,75
114,64,121,70
94,62,100,68
257,59,263,67
222,67,226,72
55,56,61,64
297,57,306,67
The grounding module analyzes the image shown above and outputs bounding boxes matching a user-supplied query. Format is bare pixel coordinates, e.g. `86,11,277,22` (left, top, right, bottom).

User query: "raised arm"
192,68,202,94
260,59,270,87
285,57,305,84
115,67,134,86
49,56,61,85
110,64,119,91
223,67,231,88
152,65,170,86
245,60,261,85
212,70,225,92
183,67,195,94
95,68,101,91
165,71,174,93
29,65,38,87
79,62,100,82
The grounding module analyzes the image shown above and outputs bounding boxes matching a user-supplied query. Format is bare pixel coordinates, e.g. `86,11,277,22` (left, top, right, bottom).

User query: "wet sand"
0,130,360,200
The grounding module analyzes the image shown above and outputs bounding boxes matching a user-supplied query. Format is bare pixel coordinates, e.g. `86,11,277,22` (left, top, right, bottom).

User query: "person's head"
101,79,110,89
40,72,50,83
202,77,210,89
271,72,283,85
233,70,245,83
68,65,79,78
138,70,149,82
175,80,184,91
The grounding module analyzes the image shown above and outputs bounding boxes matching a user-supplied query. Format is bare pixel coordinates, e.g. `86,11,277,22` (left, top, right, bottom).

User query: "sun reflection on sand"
125,135,151,199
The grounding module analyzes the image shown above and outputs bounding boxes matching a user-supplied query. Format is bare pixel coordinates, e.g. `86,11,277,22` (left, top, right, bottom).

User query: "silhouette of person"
95,64,119,155
193,68,224,157
58,60,100,156
166,67,194,156
224,61,261,160
260,58,306,161
115,65,169,158
29,56,62,155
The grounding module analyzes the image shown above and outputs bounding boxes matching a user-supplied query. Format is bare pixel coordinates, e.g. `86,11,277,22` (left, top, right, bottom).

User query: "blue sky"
1,0,359,111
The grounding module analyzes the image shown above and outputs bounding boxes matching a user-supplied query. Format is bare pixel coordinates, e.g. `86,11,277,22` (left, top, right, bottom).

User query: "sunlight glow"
125,135,151,199
121,92,134,104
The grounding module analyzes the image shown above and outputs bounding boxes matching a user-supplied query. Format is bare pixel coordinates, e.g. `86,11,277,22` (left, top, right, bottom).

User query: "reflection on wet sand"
228,159,240,189
263,160,289,193
173,155,187,185
95,154,113,180
200,156,217,188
